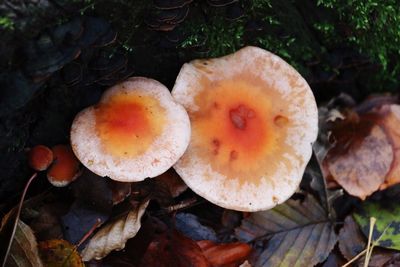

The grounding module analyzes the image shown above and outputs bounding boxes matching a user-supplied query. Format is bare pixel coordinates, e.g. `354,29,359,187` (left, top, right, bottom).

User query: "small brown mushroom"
28,145,54,171
47,145,81,187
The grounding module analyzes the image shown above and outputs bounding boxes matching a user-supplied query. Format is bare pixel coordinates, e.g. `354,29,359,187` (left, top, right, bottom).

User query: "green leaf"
354,201,400,250
235,194,337,267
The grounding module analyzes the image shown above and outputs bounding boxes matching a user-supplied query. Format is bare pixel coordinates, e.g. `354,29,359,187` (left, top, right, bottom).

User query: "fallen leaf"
81,200,149,261
0,173,39,267
108,180,131,205
338,215,366,260
197,240,251,267
38,239,83,267
154,169,188,198
139,230,211,267
1,217,43,267
377,104,400,189
326,123,393,199
354,201,400,251
235,194,337,267
62,169,113,244
175,213,218,242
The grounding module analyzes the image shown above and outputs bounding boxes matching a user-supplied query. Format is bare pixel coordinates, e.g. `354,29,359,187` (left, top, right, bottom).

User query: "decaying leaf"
320,101,400,198
326,124,393,199
38,239,84,267
62,169,113,244
354,201,400,251
235,194,337,267
377,105,400,189
338,215,366,260
154,169,188,198
175,213,218,242
108,180,132,205
197,240,252,267
81,200,149,261
139,230,211,267
1,218,43,267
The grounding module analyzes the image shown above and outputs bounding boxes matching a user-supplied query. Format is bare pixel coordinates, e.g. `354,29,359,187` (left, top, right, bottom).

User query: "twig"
363,217,376,267
1,173,38,267
342,248,367,267
76,218,102,248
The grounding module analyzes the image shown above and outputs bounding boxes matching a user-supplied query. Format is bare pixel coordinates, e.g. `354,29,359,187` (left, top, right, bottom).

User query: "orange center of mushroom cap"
95,92,166,158
190,76,296,184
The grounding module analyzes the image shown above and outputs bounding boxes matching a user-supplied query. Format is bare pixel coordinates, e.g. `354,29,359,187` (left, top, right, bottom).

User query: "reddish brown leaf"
108,180,132,205
197,240,251,267
326,124,393,199
139,230,211,267
154,169,188,198
378,105,400,189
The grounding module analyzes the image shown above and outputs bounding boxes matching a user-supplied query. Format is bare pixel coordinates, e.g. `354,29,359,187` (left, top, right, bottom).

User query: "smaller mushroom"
28,145,54,171
47,145,81,187
70,77,191,182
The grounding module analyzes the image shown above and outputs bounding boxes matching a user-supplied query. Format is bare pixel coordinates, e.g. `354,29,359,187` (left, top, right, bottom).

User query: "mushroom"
172,46,318,211
28,145,54,171
47,144,81,187
70,77,191,182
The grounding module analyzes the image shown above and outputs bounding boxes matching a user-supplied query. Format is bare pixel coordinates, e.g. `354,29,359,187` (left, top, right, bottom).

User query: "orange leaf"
197,240,252,267
38,239,84,267
140,230,211,267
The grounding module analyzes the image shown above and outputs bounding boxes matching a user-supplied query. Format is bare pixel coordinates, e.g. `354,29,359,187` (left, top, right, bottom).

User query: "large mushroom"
172,46,318,211
71,77,190,182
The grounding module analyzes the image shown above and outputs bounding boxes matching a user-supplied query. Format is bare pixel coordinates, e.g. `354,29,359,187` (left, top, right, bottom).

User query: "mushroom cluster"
28,144,81,187
70,46,318,211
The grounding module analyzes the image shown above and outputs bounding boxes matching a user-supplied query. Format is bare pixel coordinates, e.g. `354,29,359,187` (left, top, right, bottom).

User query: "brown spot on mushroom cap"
47,145,81,187
28,145,54,171
70,77,191,182
172,46,318,211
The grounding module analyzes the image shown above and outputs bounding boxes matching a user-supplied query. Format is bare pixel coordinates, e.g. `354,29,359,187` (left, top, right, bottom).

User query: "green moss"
0,16,14,30
317,0,400,71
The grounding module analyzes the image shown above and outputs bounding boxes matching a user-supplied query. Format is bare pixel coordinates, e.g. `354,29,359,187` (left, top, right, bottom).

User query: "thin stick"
1,173,38,267
76,218,102,248
363,217,376,267
342,248,367,267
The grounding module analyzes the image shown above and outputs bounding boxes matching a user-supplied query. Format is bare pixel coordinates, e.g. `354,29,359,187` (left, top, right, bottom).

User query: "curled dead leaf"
326,124,393,199
1,219,44,267
81,200,149,261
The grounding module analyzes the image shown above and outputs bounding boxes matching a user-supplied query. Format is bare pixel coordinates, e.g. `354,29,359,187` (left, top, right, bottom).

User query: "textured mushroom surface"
71,77,190,182
172,46,318,211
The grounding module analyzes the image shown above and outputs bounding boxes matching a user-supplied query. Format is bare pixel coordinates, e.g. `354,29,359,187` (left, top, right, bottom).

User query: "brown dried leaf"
378,104,400,189
38,239,84,267
235,194,337,267
197,240,252,267
108,180,132,205
326,124,393,199
154,169,188,198
2,218,44,267
338,215,366,260
139,230,211,267
81,200,149,261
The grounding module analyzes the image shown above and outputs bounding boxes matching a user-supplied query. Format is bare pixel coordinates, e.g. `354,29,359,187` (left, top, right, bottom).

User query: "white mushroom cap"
172,46,318,211
71,77,191,182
